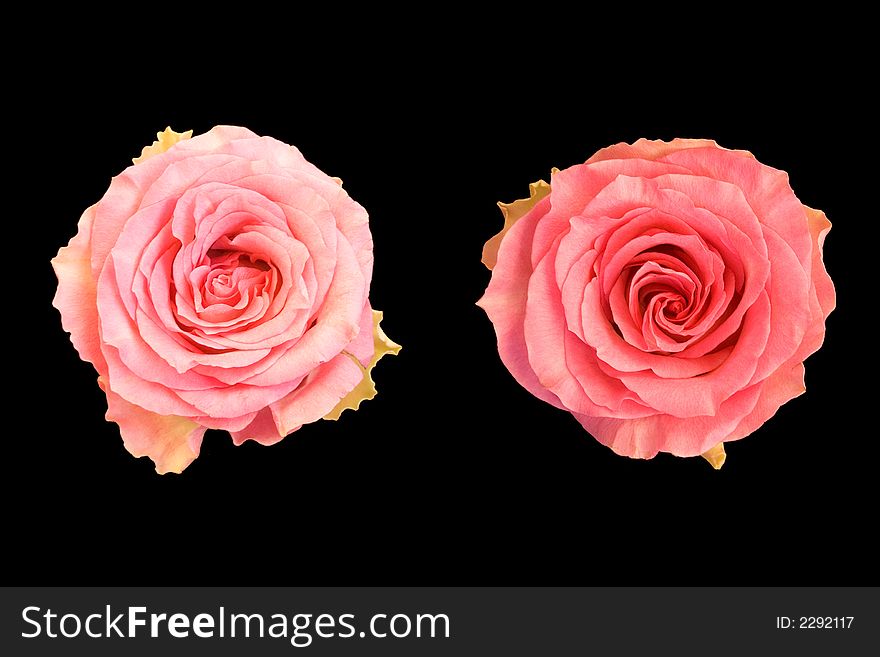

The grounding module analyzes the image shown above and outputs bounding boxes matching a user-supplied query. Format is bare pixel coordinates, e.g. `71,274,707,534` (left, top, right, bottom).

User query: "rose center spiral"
666,298,685,316
195,248,274,312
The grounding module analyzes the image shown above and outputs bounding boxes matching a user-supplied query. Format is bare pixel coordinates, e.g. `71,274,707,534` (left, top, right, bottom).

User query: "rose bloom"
53,126,399,473
478,139,834,467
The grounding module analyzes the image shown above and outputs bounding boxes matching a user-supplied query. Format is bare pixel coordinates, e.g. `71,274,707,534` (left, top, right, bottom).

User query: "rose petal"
324,308,401,420
609,292,771,417
132,126,193,164
98,376,205,474
477,195,567,410
525,241,650,416
586,138,739,164
795,207,836,363
660,146,812,268
482,179,551,270
229,407,291,446
269,354,365,437
576,381,762,458
732,361,807,442
701,443,727,469
51,205,107,373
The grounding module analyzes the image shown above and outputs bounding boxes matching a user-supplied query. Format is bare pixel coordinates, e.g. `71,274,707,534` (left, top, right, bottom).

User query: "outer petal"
229,408,291,446
324,308,402,420
725,362,807,445
90,127,257,279
477,196,566,410
804,206,836,318
576,382,762,459
98,377,206,474
132,126,193,164
270,354,366,437
51,205,106,373
586,138,754,164
660,146,812,267
267,304,401,435
702,444,727,469
524,240,649,417
482,179,551,270
792,206,835,365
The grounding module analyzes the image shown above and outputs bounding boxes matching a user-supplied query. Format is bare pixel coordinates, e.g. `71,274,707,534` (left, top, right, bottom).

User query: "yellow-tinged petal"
481,178,552,270
324,310,401,420
98,376,205,474
132,126,193,164
701,443,727,470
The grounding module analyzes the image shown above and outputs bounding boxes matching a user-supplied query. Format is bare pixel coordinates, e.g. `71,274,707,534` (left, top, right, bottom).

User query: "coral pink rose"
478,139,834,466
53,126,399,473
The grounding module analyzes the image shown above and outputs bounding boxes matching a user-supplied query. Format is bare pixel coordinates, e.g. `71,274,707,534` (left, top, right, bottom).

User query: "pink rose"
478,139,834,466
53,126,399,473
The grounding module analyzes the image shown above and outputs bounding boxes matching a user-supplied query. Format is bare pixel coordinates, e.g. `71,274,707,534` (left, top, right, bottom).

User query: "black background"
11,18,875,585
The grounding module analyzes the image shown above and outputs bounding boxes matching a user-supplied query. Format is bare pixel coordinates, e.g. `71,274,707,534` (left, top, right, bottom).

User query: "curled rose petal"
53,125,399,473
133,126,193,164
98,376,205,475
479,138,835,466
482,178,551,270
324,309,402,421
701,443,727,470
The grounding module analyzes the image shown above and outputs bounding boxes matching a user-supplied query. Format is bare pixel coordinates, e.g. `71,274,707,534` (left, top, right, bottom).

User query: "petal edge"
482,179,551,270
324,310,401,420
98,376,206,474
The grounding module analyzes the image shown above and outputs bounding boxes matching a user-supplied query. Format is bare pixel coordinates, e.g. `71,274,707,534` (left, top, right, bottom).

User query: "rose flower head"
478,139,834,467
53,126,400,473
